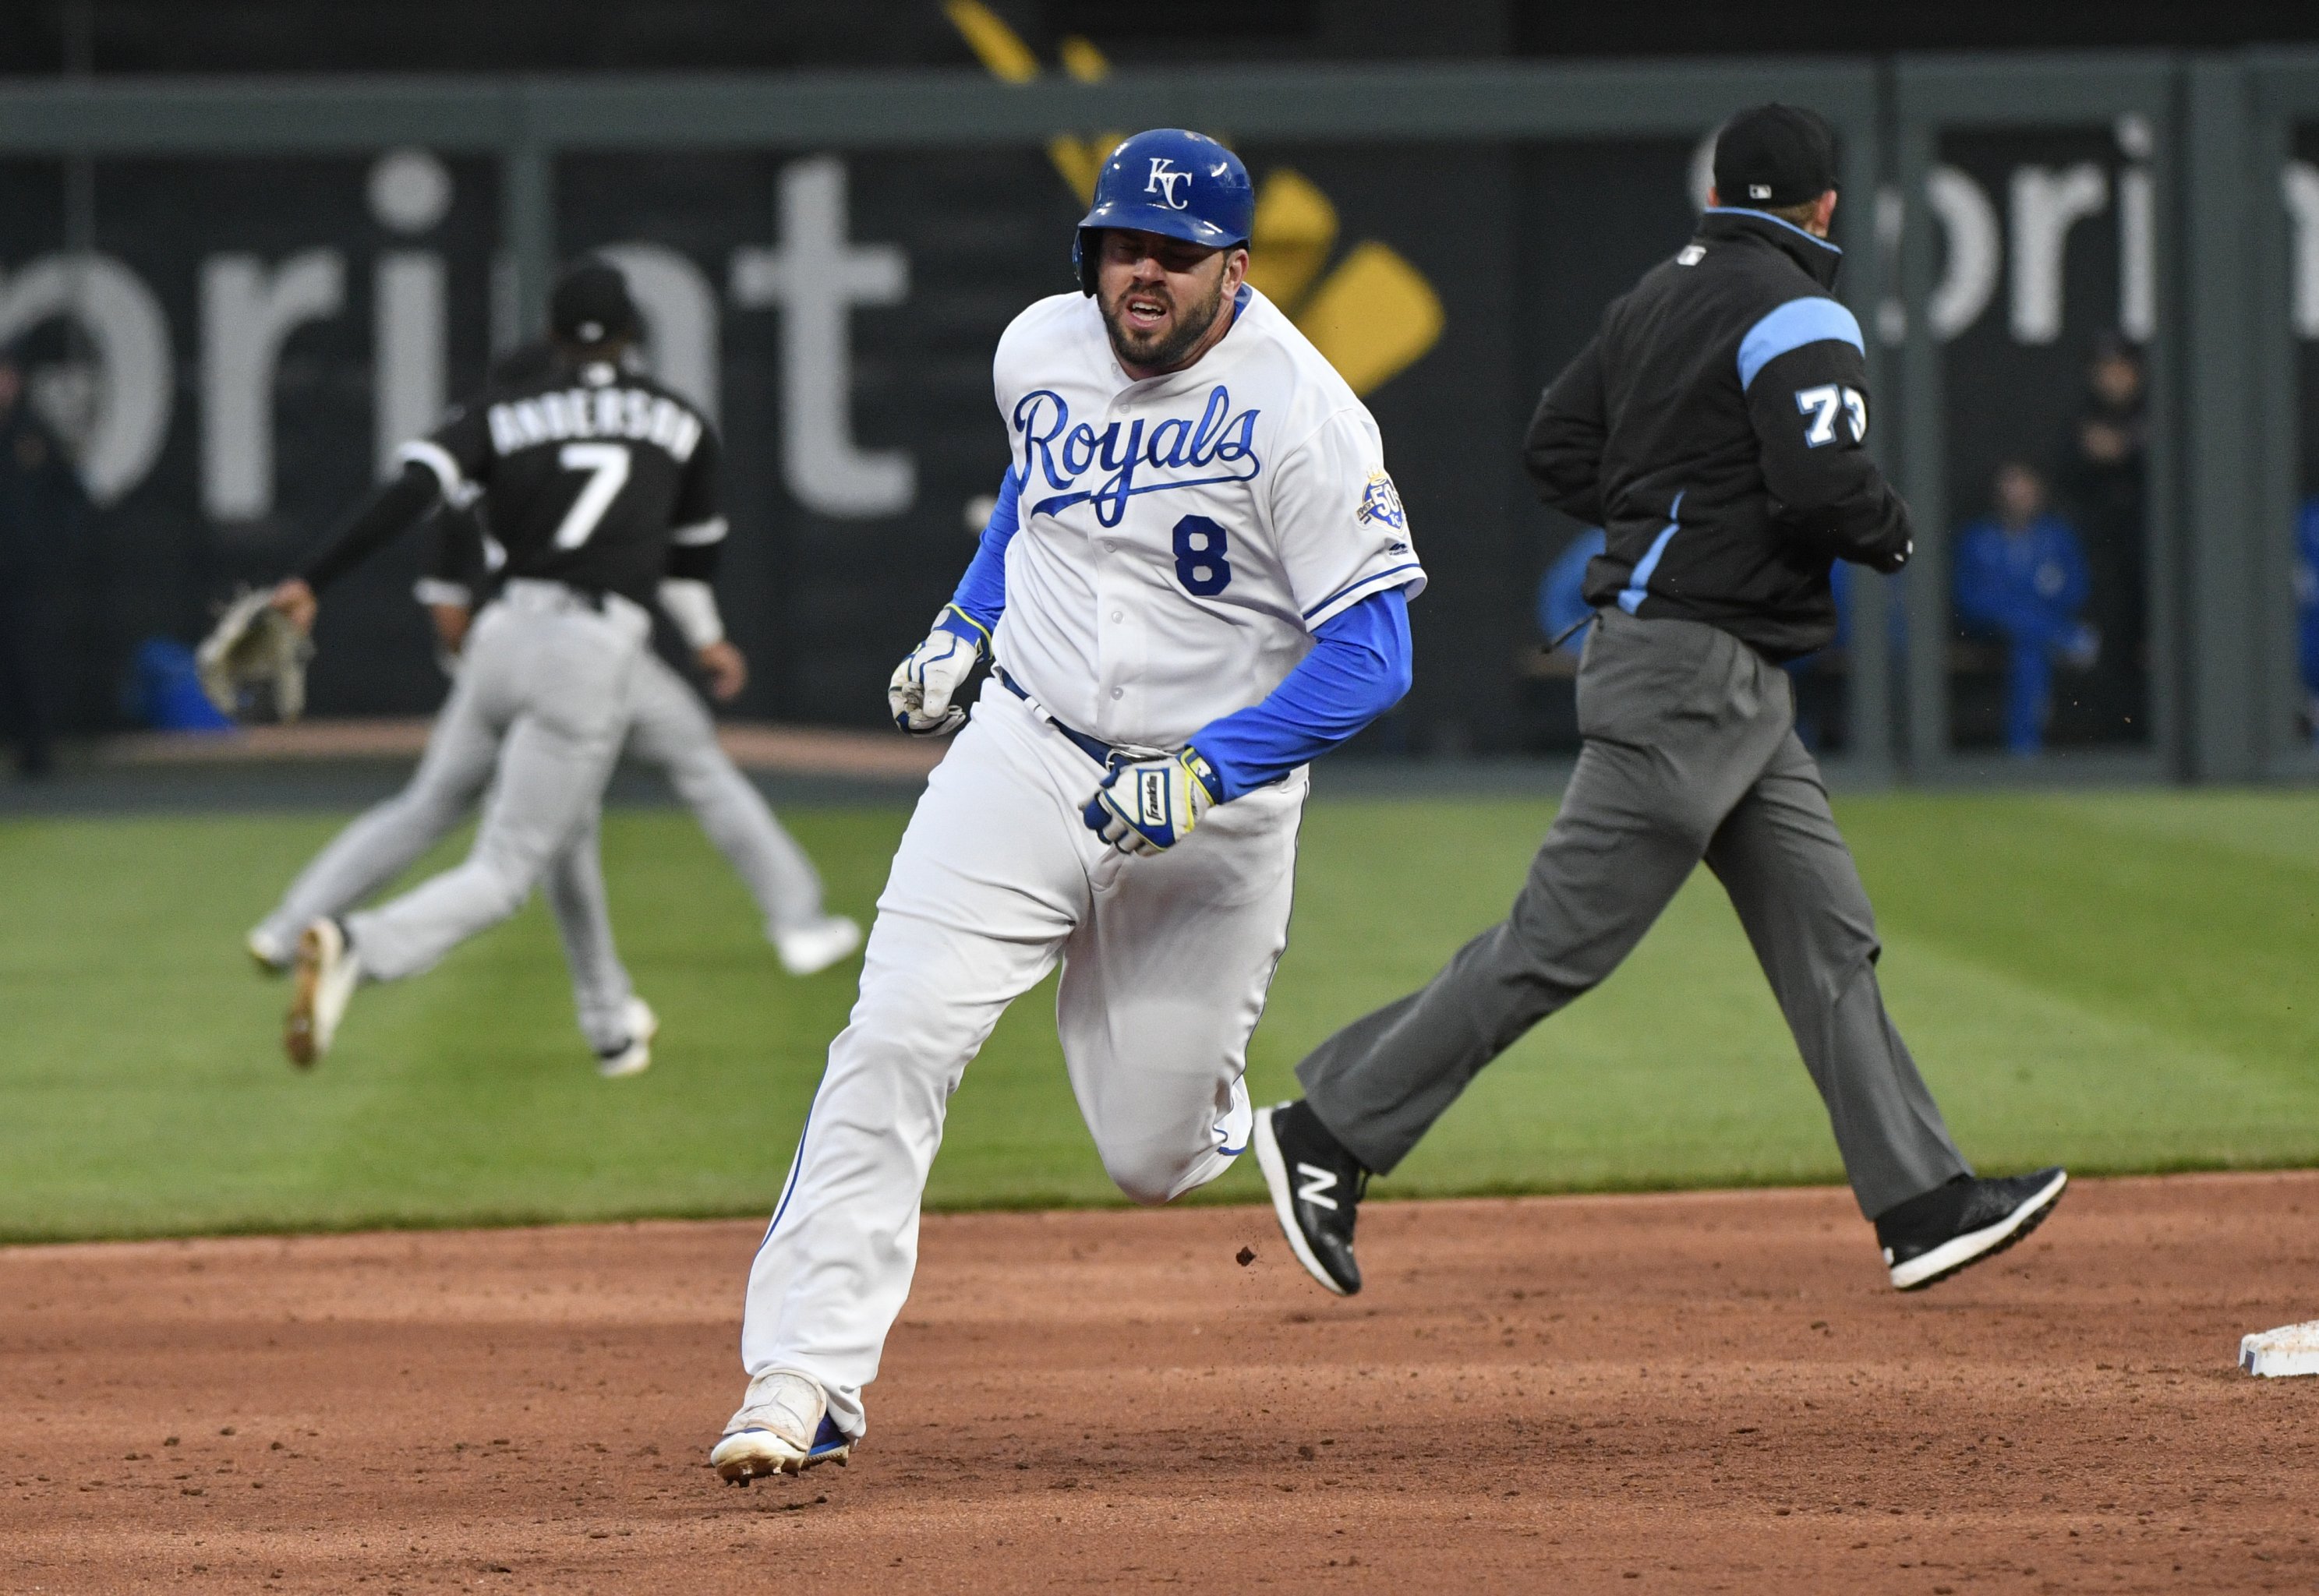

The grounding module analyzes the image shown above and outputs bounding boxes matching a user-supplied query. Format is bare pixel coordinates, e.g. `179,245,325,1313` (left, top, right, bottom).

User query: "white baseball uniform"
739,284,1426,1439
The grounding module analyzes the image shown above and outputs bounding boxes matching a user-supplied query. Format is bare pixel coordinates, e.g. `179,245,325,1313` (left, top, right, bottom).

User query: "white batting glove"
1083,749,1223,856
888,606,988,736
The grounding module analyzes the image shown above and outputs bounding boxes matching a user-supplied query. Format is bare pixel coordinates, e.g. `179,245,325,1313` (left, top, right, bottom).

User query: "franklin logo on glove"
1083,747,1221,856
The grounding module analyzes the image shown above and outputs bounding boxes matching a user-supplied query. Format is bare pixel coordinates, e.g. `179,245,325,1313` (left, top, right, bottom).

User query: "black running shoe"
1253,1100,1368,1296
1875,1167,2067,1291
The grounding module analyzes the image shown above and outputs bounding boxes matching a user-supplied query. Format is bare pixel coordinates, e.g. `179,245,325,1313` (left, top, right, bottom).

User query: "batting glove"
888,606,988,736
1083,748,1224,856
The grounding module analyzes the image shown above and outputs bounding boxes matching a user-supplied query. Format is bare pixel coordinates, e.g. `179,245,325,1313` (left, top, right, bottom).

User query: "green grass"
3,789,2317,1241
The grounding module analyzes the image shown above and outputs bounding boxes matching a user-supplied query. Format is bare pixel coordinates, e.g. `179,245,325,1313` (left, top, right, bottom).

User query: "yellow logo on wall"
942,1,1445,398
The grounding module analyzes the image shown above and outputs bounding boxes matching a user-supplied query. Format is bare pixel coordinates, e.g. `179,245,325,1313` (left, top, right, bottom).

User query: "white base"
2239,1319,2319,1377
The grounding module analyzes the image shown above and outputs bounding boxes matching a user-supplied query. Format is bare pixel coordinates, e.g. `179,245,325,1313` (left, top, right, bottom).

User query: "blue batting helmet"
1073,129,1255,295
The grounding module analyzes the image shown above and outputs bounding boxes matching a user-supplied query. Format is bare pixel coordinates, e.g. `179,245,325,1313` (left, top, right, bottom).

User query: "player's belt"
500,576,624,615
990,666,1122,768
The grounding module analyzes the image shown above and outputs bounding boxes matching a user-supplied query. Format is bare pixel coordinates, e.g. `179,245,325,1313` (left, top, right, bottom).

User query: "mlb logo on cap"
1713,103,1840,210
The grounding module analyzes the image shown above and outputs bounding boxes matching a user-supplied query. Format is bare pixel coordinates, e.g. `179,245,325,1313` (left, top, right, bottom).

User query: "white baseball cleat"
710,1369,854,1484
775,915,863,976
284,918,361,1068
596,996,659,1079
246,927,292,975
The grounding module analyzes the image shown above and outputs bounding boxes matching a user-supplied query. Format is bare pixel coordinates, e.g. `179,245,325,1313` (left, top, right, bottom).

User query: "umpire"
1254,104,2065,1298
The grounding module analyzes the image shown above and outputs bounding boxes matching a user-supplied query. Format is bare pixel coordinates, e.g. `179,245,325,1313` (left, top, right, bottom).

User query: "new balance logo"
1295,1162,1340,1210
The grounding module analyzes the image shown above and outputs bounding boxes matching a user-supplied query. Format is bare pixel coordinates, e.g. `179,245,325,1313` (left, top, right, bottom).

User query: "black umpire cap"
1713,104,1839,208
550,260,642,346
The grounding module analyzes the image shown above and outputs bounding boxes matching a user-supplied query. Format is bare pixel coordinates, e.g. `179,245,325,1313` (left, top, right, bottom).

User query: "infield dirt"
5,1173,2317,1593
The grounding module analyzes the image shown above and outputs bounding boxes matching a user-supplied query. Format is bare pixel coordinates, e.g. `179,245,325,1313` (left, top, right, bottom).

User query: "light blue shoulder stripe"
1737,296,1863,391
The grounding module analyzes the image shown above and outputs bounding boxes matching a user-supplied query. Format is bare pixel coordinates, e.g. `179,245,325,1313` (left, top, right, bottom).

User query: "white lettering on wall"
200,250,345,520
369,150,451,478
1927,166,2003,342
0,254,172,505
2282,161,2319,339
598,241,721,422
2009,164,2109,344
730,155,914,517
2117,166,2155,342
375,253,444,476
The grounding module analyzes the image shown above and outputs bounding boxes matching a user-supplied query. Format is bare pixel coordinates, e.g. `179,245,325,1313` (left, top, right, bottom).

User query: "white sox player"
710,129,1427,1481
246,474,861,1077
265,262,746,1068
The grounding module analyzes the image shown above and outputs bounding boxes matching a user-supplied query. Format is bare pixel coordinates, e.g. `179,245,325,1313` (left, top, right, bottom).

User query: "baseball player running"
1255,104,2066,1300
263,261,750,1067
709,129,1426,1481
246,470,861,1077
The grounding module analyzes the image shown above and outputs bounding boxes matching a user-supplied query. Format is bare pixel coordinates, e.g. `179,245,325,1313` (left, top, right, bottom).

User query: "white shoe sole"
1251,1107,1349,1298
597,998,659,1079
597,1041,652,1079
285,921,356,1068
710,1429,808,1481
1889,1169,2067,1290
709,1428,852,1483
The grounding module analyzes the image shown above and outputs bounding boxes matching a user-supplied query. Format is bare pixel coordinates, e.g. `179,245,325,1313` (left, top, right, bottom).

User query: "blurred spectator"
0,355,90,778
2061,334,2148,736
2297,498,2319,747
1955,461,2098,756
1536,526,1604,654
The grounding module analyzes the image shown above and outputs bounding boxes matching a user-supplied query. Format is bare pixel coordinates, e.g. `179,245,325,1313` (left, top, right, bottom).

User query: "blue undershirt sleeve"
939,466,1020,648
1189,585,1414,801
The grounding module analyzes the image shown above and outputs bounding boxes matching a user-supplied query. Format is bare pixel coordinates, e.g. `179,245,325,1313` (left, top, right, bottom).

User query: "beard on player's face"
1096,233,1236,373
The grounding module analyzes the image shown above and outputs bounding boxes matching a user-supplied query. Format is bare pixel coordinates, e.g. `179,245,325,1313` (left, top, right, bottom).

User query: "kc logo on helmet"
1145,157,1191,209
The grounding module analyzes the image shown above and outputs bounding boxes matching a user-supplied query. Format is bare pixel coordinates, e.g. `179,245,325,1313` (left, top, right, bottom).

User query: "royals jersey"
990,286,1425,749
396,355,724,609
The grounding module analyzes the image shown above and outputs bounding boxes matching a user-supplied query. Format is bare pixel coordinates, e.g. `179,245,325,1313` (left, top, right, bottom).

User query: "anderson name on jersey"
393,359,723,609
990,284,1425,750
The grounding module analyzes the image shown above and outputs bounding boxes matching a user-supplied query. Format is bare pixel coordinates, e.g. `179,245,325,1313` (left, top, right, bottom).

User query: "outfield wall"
3,55,2317,782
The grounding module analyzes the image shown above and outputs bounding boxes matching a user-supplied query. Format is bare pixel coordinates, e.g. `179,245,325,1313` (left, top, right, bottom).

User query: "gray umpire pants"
255,599,829,1051
1297,606,1970,1220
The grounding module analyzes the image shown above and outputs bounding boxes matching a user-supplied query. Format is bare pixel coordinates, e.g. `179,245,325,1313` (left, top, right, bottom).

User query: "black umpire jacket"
1527,207,1911,661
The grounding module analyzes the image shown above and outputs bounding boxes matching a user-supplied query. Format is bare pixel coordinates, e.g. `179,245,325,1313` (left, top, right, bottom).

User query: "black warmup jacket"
1528,208,1911,660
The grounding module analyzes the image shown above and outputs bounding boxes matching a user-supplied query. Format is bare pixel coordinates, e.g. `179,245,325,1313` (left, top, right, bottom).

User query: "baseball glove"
195,588,315,723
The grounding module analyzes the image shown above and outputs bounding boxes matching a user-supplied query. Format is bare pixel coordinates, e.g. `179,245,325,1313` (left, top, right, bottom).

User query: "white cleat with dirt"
710,1369,854,1484
775,916,863,977
596,996,659,1079
284,918,361,1068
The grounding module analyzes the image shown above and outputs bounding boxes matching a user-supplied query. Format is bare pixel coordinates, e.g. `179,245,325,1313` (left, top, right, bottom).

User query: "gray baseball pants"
341,581,649,998
1296,606,1970,1220
256,630,638,1047
256,580,828,1048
